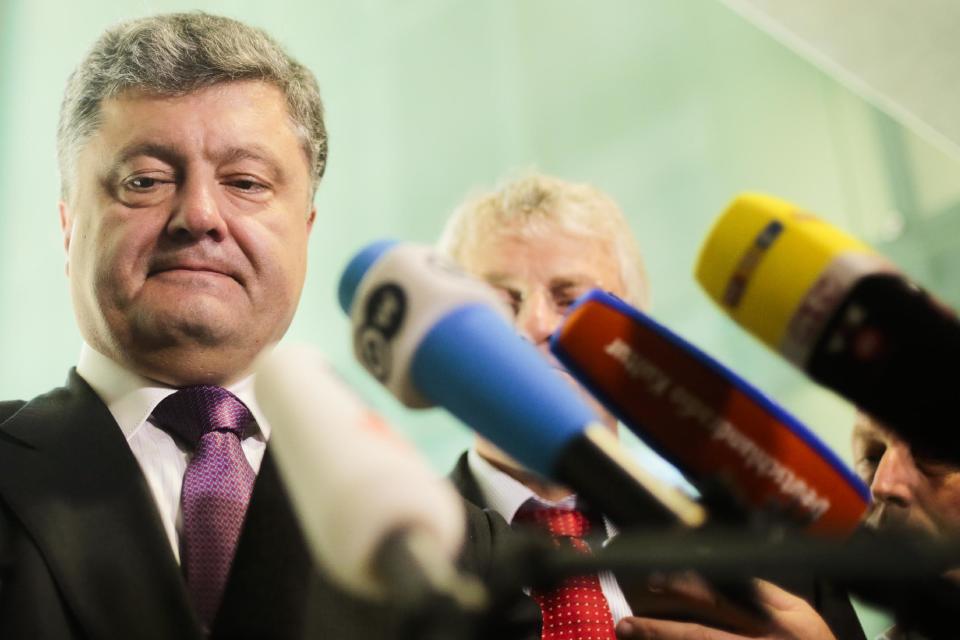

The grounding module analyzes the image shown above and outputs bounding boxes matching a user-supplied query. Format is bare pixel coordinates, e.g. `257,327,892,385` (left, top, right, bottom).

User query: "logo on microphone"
356,283,406,381
723,220,783,308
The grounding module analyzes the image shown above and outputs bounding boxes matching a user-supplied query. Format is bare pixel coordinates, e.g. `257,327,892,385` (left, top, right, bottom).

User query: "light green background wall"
2,2,958,634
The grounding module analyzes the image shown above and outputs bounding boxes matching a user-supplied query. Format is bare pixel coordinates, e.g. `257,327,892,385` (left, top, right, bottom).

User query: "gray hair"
438,172,650,309
57,12,327,198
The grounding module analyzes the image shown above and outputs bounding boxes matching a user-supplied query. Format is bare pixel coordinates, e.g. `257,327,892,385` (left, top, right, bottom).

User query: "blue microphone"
338,241,705,530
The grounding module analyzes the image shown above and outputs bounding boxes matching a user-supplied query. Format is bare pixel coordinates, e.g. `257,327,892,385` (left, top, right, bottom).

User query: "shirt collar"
76,342,271,442
467,448,577,523
467,447,618,539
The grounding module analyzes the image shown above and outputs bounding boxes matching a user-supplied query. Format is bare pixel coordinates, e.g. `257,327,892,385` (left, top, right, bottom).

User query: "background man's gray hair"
57,12,327,199
438,172,651,309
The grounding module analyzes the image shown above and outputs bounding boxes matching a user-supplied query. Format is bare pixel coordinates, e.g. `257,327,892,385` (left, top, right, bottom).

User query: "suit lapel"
448,452,543,640
449,451,487,507
0,371,201,640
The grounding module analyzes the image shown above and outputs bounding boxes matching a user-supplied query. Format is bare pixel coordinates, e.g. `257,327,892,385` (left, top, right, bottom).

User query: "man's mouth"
154,265,225,275
148,260,240,285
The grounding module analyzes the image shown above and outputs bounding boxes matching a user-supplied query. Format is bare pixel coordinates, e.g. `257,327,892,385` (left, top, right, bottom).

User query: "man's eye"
127,176,160,190
493,288,521,316
227,178,266,192
854,443,885,482
914,456,957,478
854,460,877,484
555,291,587,310
861,448,884,470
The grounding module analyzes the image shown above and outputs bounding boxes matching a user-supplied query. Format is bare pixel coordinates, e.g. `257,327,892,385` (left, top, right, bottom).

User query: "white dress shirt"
466,448,634,624
76,343,271,564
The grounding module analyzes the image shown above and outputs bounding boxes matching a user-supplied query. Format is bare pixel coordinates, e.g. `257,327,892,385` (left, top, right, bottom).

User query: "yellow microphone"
695,193,960,461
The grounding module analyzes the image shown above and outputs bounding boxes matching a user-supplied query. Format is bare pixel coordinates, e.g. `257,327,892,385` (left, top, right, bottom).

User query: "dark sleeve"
0,497,86,639
0,401,25,426
0,499,10,585
0,402,25,591
0,402,24,589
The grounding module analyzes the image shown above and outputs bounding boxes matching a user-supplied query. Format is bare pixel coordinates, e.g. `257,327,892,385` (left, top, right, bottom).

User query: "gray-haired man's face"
59,80,316,386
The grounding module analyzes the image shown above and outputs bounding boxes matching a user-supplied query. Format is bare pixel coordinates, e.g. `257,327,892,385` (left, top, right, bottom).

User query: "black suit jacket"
0,372,504,640
449,452,868,640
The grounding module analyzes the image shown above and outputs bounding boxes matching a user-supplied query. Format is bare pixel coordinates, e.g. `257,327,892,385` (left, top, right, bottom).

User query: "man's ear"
59,201,72,276
306,206,316,233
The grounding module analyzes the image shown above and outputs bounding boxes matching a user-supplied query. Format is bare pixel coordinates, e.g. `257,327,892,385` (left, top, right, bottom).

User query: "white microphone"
253,344,484,608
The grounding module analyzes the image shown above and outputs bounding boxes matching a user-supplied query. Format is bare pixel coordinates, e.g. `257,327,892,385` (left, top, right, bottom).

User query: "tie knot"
515,504,593,538
152,386,254,448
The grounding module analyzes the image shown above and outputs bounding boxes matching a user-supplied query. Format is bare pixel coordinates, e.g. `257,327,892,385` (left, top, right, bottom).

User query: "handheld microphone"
253,344,483,609
337,240,706,530
550,289,870,536
695,193,960,460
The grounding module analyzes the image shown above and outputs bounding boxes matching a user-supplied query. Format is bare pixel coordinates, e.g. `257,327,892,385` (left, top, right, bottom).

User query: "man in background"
853,412,960,541
438,172,865,640
852,413,960,640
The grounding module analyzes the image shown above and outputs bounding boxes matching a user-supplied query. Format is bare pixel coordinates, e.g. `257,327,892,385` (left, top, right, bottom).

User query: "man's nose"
871,444,917,508
167,176,227,241
517,292,562,347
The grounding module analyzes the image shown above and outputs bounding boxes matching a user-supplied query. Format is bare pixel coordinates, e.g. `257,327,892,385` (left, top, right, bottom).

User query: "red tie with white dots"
514,504,617,640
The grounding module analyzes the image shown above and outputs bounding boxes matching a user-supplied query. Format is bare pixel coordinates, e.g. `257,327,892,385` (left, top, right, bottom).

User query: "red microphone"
550,290,870,537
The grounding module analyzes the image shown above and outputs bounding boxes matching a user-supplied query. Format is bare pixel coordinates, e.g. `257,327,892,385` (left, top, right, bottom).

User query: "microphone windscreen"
254,344,465,598
694,192,890,366
339,241,596,478
409,303,597,476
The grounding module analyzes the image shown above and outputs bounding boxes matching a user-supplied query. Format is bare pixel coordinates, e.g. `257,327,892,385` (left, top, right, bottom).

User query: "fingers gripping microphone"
253,344,482,609
337,240,706,530
550,290,870,536
696,193,960,461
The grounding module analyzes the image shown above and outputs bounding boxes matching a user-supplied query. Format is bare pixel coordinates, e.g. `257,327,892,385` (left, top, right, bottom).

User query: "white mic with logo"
253,344,483,608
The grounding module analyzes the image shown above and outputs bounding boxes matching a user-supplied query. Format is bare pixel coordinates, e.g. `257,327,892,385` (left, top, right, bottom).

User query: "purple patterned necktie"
152,386,257,628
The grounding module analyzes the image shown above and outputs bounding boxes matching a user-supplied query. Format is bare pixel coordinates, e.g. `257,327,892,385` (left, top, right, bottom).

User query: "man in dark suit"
0,12,507,640
437,172,867,640
852,413,960,639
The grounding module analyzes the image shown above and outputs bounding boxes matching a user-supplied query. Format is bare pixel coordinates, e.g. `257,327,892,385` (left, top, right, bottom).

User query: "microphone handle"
806,273,960,460
553,425,706,530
